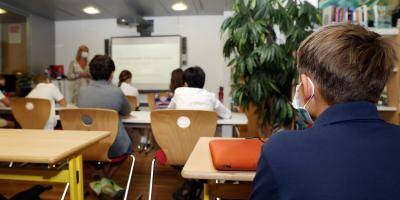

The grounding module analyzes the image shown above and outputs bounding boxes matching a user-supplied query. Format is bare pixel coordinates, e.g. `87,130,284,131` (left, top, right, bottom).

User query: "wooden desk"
182,137,256,199
0,129,110,200
0,104,77,114
124,111,248,137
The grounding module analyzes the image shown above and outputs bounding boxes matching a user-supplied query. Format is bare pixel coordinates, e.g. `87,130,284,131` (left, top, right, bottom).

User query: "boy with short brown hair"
251,24,400,200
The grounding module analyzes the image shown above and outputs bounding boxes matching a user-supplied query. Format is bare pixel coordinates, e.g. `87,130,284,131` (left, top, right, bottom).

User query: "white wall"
28,14,55,74
55,15,232,104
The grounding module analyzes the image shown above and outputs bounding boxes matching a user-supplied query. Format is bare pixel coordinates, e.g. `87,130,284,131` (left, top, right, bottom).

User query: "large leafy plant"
222,0,321,132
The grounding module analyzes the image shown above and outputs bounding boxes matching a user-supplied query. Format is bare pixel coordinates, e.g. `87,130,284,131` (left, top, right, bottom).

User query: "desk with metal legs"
182,137,256,200
0,129,109,200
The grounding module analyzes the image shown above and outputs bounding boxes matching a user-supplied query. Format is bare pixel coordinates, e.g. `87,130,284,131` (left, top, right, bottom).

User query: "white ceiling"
0,0,232,20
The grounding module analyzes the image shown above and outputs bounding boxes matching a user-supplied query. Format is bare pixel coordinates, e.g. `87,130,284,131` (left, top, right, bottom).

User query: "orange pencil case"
209,139,265,171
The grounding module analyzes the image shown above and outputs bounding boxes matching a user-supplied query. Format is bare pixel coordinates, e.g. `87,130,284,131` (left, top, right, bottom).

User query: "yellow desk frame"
0,154,84,200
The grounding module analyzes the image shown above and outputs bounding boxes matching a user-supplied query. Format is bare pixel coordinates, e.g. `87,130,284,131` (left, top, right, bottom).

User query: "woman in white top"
118,70,139,106
27,74,66,130
67,45,90,104
118,70,139,96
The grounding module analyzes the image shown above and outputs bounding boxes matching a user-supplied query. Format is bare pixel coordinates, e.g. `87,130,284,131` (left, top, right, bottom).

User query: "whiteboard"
111,36,181,90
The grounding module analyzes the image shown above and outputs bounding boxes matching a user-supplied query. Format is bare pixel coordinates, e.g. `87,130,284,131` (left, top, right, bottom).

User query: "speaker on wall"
105,39,110,56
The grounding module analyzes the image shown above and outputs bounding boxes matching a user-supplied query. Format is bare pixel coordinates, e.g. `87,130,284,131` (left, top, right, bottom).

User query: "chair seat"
154,150,167,165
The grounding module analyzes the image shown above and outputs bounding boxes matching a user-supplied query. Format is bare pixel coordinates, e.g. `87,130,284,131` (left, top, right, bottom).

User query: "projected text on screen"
111,36,181,90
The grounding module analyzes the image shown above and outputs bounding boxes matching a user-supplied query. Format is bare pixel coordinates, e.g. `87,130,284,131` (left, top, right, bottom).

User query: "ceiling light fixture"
0,8,7,14
83,6,100,14
172,2,188,11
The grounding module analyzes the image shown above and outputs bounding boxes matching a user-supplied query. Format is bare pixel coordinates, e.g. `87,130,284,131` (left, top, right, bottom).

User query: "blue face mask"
292,78,315,125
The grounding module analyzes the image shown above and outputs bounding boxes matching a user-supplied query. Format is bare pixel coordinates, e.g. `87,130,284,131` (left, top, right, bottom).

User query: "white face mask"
81,51,89,58
292,77,315,124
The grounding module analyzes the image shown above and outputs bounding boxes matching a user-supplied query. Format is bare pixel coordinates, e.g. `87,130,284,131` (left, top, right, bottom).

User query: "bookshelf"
377,106,397,112
369,28,399,36
378,31,400,125
319,1,400,125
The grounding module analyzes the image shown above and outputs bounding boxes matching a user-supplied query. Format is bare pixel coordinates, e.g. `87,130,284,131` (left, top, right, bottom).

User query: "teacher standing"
68,45,90,103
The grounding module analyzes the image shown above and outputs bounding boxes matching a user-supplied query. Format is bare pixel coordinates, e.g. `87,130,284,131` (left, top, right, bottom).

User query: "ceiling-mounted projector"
117,16,142,26
117,16,153,36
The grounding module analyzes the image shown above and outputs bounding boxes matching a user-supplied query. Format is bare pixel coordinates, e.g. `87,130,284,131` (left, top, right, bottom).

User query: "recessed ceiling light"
0,8,7,14
172,2,188,11
83,6,100,14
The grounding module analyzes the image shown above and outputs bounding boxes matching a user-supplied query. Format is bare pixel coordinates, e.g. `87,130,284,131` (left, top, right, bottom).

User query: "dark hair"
297,24,397,104
33,74,48,84
169,68,184,92
118,70,132,87
89,55,115,81
183,66,206,88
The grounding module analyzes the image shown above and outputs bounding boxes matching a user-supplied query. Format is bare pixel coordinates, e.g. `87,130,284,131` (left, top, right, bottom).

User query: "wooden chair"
10,98,51,129
147,92,170,110
148,110,217,200
126,96,138,111
58,108,135,200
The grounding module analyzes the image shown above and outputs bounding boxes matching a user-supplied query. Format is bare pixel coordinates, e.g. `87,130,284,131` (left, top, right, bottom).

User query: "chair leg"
61,183,69,200
123,155,136,200
148,158,157,200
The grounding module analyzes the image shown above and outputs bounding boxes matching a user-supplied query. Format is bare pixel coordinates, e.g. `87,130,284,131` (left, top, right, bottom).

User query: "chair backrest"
126,96,138,111
58,108,119,162
147,92,170,110
10,98,51,129
151,110,217,165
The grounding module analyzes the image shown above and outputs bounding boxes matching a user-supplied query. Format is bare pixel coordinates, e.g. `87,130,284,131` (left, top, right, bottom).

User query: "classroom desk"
0,107,248,136
0,104,77,114
182,137,255,199
0,129,110,200
123,111,248,137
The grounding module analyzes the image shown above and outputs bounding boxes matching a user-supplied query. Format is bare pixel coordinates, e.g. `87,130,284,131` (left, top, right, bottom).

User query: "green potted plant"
221,0,321,134
16,72,32,97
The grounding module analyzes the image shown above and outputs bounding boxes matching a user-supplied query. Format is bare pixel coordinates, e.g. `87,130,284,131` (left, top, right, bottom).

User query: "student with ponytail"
118,70,139,99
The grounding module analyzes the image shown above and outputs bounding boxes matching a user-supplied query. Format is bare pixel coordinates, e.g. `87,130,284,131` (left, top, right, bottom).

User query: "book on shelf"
322,6,369,26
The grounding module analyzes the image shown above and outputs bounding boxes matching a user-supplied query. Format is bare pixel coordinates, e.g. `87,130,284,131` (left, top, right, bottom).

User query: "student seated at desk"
118,70,139,97
168,66,231,119
0,90,13,128
77,55,132,196
0,76,10,107
151,68,184,110
169,68,184,93
118,70,139,107
251,24,400,200
26,74,66,130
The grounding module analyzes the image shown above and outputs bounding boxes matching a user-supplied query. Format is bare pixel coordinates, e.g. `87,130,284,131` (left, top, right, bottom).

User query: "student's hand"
121,115,131,119
1,97,10,107
233,106,241,112
57,99,67,107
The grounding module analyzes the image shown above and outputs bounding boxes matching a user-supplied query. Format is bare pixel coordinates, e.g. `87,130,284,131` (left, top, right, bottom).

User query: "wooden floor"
0,129,185,200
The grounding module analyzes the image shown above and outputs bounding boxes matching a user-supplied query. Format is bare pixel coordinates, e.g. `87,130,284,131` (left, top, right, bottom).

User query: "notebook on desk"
209,138,264,171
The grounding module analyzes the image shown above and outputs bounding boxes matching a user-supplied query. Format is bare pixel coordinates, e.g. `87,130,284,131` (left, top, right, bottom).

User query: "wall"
55,15,232,104
2,23,27,74
28,15,55,74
